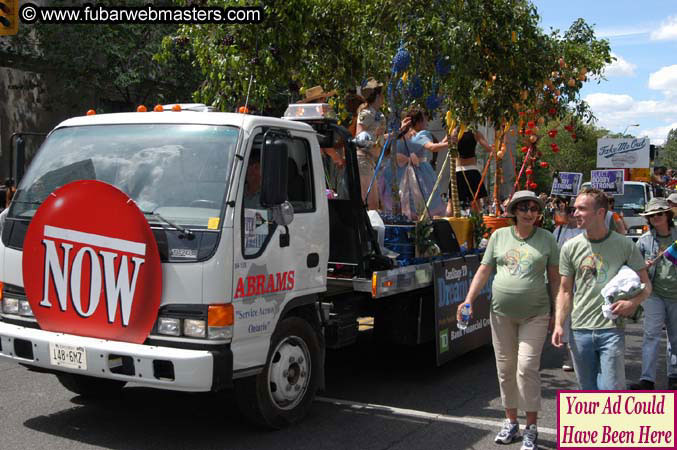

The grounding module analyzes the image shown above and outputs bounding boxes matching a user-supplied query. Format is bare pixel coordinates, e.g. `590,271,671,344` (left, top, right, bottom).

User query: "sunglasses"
516,205,541,213
648,212,666,218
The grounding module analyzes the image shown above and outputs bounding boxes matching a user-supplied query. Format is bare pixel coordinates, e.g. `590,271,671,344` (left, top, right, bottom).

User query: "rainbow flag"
665,240,677,266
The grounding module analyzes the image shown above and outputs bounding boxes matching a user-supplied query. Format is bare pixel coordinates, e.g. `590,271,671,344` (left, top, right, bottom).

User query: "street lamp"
622,123,640,135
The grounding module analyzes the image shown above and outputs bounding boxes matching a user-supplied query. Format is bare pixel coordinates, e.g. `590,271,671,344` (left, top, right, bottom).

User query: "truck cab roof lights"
161,103,214,112
86,109,96,116
137,105,147,112
154,104,164,112
283,103,337,121
238,106,250,114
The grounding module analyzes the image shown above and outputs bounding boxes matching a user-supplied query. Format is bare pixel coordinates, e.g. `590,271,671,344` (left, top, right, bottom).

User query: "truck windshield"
615,184,646,211
9,124,238,228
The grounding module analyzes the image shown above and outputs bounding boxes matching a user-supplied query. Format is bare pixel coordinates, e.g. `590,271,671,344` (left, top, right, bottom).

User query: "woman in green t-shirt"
457,190,560,450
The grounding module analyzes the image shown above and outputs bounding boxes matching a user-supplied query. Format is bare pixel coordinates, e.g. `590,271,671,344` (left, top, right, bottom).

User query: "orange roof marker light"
238,106,250,114
153,104,164,112
136,105,147,112
86,109,96,116
171,104,181,112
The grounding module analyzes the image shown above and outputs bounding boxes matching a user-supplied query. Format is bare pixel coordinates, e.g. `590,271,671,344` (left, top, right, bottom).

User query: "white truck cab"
0,106,333,427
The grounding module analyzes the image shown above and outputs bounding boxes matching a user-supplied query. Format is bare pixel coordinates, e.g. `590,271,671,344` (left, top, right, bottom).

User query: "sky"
532,0,677,144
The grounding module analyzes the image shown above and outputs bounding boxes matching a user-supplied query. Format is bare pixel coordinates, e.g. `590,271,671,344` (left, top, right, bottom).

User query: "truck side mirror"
260,137,289,207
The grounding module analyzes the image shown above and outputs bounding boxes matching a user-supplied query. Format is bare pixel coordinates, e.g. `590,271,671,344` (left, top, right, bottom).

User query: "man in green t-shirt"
552,188,652,390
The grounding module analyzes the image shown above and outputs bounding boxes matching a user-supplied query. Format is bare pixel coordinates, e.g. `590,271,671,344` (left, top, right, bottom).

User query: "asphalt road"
0,320,667,450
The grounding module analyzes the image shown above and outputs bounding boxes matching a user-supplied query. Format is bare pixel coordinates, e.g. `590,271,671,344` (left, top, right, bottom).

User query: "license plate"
49,343,87,370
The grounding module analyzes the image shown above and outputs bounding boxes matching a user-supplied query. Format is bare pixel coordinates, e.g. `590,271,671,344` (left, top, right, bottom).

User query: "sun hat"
667,192,677,204
297,85,337,103
506,190,544,216
639,197,672,216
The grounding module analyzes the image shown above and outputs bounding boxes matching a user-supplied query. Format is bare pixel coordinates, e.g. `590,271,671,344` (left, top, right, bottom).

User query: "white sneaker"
495,419,520,444
521,424,538,450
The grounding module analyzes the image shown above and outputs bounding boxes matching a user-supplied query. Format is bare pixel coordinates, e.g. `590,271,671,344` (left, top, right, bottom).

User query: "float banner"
551,172,583,197
557,391,676,449
590,169,625,195
597,137,650,168
433,254,492,366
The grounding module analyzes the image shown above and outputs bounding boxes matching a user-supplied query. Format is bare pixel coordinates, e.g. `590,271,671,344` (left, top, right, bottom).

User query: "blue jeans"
641,294,677,382
570,328,625,390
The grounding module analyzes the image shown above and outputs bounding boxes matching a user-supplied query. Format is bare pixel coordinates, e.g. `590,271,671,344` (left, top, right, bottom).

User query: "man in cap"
552,187,652,390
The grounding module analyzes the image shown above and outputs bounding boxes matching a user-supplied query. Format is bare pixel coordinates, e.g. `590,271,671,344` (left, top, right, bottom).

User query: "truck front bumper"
0,322,232,392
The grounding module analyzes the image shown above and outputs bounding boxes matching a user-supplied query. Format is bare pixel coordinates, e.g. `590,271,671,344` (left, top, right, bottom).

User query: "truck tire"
235,316,321,429
55,373,126,398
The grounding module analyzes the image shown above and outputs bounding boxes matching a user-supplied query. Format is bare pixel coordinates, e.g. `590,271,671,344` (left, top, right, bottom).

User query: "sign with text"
590,169,625,195
433,254,492,366
597,137,650,169
22,180,162,344
558,391,675,448
551,172,583,197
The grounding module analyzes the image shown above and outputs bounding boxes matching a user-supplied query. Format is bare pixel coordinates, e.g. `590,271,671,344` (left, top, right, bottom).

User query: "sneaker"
629,379,655,390
495,419,520,444
521,424,538,450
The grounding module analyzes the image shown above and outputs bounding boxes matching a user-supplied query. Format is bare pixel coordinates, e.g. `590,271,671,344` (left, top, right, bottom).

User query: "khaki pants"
490,312,550,412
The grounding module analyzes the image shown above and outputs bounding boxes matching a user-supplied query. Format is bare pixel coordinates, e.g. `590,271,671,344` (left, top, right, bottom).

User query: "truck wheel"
55,373,126,398
235,316,321,428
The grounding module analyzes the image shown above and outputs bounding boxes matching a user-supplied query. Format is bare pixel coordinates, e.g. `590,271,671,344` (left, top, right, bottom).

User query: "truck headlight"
157,317,181,336
207,304,234,340
154,304,233,341
183,319,206,338
208,326,233,340
18,299,33,316
2,297,19,314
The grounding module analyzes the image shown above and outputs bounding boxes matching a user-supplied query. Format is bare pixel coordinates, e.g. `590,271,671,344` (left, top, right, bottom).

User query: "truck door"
231,128,327,371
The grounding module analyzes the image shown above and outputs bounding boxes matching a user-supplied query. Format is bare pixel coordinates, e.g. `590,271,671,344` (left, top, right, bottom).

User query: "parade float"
373,17,611,257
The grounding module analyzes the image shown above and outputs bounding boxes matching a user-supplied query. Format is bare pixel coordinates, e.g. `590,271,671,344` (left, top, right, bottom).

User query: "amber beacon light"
0,0,19,36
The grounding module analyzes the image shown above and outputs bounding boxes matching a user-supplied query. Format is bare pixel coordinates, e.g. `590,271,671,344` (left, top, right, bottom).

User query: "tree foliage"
167,0,611,129
660,128,677,170
3,0,201,109
511,121,608,194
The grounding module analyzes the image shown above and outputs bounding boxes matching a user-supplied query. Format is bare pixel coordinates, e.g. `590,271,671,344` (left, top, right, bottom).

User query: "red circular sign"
23,180,162,344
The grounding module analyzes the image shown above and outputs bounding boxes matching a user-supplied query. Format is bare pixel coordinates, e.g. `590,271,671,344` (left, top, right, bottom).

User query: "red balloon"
526,168,533,175
527,121,535,129
540,161,549,168
529,182,538,190
521,146,529,153
23,181,163,344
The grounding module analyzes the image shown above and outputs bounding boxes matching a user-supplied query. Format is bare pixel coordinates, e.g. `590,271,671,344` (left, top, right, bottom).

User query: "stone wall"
0,67,95,183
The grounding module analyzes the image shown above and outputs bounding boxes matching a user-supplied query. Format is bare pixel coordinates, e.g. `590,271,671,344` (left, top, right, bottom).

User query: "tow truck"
0,103,491,428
